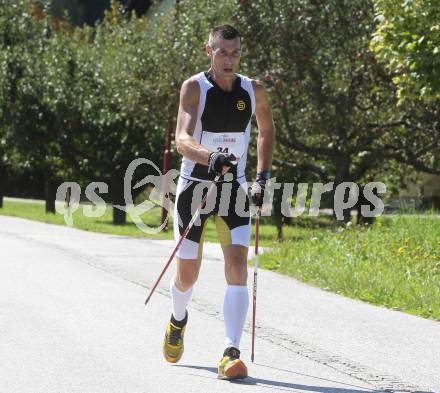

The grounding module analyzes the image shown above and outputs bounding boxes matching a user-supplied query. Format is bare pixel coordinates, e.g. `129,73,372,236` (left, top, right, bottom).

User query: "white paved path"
0,216,438,393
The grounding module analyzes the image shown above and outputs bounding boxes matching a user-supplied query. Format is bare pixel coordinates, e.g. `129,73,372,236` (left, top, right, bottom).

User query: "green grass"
260,215,440,320
0,198,290,244
0,199,170,239
1,198,439,320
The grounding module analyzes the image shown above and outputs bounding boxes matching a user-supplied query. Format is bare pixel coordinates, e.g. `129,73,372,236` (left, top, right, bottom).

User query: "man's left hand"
250,171,271,207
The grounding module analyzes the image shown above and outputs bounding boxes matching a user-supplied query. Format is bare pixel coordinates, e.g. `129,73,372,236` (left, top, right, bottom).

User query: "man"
163,24,275,380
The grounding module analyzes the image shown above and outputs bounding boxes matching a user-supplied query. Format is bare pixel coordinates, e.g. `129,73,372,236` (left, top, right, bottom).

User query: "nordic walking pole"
251,206,261,362
144,174,220,306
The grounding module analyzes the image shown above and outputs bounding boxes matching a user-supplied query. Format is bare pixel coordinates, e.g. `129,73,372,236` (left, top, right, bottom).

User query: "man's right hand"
208,152,236,176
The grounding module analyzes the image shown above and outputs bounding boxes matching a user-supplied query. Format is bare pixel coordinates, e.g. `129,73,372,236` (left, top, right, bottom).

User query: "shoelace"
168,325,182,346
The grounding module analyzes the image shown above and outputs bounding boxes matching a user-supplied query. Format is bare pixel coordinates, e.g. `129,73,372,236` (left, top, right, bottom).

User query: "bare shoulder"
252,79,266,93
180,77,200,105
251,79,269,105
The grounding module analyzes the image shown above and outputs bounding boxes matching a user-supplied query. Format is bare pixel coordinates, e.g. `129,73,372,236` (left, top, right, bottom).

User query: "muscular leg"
214,200,251,350
171,176,209,321
223,244,249,349
170,257,201,321
163,178,210,364
163,254,201,363
224,244,248,285
174,257,202,291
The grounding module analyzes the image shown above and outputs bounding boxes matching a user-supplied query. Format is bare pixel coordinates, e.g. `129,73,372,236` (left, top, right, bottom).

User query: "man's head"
206,25,242,80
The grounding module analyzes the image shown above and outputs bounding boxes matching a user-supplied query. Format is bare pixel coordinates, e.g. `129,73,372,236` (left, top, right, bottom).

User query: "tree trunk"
111,172,126,225
356,183,376,226
332,156,352,224
0,165,5,208
273,190,283,240
44,173,57,213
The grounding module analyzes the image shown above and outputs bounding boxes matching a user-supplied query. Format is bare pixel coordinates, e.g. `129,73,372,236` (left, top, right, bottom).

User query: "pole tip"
251,354,254,363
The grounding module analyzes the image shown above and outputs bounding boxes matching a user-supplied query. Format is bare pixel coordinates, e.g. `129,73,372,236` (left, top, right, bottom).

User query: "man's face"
207,36,241,80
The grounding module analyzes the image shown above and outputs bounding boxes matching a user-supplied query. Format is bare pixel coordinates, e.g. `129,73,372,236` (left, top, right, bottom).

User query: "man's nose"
224,55,234,65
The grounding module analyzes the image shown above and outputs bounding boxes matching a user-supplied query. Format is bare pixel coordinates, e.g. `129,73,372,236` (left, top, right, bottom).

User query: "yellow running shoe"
163,312,187,363
217,347,248,380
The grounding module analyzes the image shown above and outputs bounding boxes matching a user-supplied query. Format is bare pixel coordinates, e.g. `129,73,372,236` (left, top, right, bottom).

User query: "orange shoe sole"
219,359,248,380
164,355,179,364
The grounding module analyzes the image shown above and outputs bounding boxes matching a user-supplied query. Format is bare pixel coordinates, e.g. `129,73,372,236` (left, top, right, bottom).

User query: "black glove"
208,152,236,176
250,170,271,207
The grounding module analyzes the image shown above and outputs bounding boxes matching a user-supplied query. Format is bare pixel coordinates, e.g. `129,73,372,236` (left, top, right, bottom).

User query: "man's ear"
205,43,212,58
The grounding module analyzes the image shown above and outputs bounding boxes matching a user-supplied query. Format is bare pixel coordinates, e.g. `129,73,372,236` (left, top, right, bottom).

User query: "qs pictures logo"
237,100,246,111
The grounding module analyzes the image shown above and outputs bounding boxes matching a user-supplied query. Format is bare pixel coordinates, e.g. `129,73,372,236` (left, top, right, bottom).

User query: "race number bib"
200,131,245,161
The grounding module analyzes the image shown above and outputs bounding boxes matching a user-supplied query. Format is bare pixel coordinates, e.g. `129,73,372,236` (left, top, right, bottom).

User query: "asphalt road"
0,216,438,393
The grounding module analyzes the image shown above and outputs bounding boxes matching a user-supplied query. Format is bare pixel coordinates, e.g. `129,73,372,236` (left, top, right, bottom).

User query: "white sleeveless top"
180,71,256,181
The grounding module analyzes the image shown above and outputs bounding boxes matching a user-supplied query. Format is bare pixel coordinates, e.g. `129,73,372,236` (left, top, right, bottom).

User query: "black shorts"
173,176,251,259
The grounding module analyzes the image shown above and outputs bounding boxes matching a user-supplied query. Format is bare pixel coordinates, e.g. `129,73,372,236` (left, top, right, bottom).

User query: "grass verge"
0,198,293,244
259,215,440,320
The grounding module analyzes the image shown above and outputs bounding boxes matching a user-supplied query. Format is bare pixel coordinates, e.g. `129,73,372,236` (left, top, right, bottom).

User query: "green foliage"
232,1,396,211
232,0,438,214
0,0,438,222
0,0,61,173
372,0,440,103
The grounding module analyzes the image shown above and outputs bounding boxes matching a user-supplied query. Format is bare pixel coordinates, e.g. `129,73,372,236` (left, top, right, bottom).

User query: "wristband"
257,170,271,180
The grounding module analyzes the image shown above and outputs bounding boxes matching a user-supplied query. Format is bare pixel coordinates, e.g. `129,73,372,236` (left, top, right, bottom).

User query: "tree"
66,3,172,224
91,0,235,224
0,125,7,207
233,0,439,223
0,0,70,213
0,39,11,208
371,0,440,103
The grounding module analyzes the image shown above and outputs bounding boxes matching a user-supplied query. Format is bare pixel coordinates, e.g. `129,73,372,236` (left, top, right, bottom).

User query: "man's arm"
175,79,211,165
253,80,275,173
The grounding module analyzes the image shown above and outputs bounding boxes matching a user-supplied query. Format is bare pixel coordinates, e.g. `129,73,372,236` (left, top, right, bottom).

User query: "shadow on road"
173,364,382,393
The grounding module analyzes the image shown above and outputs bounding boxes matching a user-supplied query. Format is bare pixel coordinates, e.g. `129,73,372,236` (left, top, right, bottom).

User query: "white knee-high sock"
170,279,193,321
223,285,249,349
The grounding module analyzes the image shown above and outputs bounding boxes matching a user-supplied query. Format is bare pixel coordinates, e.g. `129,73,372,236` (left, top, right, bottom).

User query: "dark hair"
209,25,242,48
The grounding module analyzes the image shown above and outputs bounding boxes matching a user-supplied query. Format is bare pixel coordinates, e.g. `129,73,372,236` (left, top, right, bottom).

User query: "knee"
227,259,248,285
175,269,198,291
236,260,248,279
